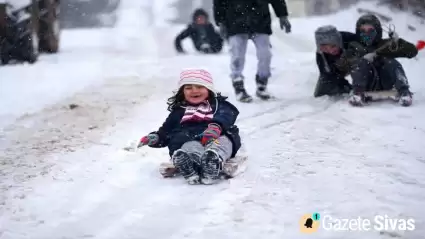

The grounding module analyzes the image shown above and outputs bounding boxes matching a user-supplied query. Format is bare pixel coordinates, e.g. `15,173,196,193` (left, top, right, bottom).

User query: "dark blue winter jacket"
148,96,242,158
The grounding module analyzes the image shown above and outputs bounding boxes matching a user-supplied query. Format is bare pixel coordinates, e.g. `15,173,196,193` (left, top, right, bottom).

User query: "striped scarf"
180,101,213,123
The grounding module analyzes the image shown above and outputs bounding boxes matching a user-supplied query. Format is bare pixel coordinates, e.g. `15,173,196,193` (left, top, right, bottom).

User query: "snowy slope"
0,1,424,239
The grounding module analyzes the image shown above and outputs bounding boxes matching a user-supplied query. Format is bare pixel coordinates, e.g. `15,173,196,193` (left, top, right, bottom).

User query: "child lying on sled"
136,69,242,185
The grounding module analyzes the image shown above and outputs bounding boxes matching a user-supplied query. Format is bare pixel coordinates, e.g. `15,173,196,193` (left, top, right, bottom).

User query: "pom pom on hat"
179,68,216,95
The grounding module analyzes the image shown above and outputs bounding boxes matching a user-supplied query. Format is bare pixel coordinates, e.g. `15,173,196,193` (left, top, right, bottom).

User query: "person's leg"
229,34,248,79
314,74,351,97
251,33,272,99
228,34,252,102
349,58,376,106
172,140,204,184
377,58,412,106
199,136,233,184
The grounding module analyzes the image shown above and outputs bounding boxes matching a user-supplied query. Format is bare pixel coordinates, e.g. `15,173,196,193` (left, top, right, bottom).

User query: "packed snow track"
0,1,424,239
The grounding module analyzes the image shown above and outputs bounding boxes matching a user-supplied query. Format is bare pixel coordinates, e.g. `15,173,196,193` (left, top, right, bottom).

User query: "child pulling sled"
135,69,243,185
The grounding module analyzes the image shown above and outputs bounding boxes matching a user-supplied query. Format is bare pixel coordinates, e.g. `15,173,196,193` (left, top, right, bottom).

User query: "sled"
364,89,399,102
159,155,248,179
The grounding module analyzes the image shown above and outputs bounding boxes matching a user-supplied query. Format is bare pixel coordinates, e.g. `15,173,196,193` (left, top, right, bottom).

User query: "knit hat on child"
179,69,216,95
314,25,343,51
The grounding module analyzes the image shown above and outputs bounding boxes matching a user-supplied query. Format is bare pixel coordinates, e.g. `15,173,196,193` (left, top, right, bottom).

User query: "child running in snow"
136,69,242,185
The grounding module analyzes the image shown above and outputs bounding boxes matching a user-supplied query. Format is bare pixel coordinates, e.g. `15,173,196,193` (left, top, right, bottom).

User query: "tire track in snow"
0,70,174,237
238,97,336,135
171,102,425,239
89,99,338,239
246,100,334,134
147,8,341,237
162,100,338,239
33,149,252,239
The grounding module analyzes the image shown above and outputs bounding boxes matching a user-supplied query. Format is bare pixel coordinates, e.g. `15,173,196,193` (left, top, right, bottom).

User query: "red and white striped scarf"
180,101,213,123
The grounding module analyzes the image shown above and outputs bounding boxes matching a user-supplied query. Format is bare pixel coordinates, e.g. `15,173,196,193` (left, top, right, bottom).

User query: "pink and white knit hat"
178,68,216,95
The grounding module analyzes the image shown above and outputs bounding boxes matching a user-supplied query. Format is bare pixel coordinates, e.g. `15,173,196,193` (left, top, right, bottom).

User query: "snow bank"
0,29,114,130
0,0,171,130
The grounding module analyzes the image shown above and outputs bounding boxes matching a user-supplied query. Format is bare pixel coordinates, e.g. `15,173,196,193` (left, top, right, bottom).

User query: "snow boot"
232,76,253,103
200,150,223,185
398,89,413,107
172,149,200,184
255,75,271,100
348,91,366,106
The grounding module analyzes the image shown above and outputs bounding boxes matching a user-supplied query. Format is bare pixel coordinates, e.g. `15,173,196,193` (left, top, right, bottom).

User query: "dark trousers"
314,74,352,97
351,58,410,93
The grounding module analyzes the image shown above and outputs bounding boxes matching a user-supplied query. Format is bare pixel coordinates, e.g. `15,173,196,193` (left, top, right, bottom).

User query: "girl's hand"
123,134,159,152
139,134,159,147
201,123,221,145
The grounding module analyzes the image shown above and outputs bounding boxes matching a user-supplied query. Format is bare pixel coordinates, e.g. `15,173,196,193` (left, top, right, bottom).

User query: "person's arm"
340,31,358,48
269,0,289,17
316,52,333,75
211,100,239,131
148,111,179,148
377,38,418,59
213,0,227,26
174,25,192,53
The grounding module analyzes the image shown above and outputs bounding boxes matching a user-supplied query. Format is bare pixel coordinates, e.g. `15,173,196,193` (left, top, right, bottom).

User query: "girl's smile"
183,84,210,104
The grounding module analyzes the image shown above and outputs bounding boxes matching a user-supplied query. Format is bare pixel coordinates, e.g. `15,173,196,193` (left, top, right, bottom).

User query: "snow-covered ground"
1,1,424,238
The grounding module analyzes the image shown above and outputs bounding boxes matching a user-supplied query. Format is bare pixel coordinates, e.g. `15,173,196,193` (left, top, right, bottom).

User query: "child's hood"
192,8,209,23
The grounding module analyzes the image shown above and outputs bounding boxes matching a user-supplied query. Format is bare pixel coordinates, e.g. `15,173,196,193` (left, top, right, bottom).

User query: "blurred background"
0,0,424,66
162,0,424,23
61,0,120,28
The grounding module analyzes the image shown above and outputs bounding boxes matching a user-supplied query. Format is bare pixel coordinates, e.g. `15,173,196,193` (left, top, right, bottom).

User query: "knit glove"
200,123,221,145
139,133,159,147
279,17,291,33
123,133,159,151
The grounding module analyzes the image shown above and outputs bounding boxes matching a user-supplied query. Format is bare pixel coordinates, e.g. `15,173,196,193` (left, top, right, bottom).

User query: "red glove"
201,123,221,145
417,40,425,50
139,133,159,147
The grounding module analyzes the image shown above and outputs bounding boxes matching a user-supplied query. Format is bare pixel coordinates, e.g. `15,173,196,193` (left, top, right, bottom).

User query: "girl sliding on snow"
136,69,242,185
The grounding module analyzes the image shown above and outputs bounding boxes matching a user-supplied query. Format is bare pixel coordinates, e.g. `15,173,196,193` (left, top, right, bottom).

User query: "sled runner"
364,89,399,102
159,155,248,179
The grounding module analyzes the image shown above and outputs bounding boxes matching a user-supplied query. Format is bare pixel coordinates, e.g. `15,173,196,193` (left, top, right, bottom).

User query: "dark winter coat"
314,31,357,97
213,0,289,36
174,9,223,53
148,96,242,158
314,31,356,97
346,14,418,65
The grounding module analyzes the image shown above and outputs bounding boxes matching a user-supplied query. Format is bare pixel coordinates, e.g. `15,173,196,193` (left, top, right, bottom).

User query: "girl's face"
183,84,210,104
319,44,340,55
